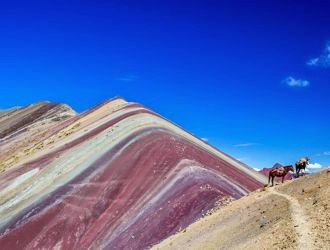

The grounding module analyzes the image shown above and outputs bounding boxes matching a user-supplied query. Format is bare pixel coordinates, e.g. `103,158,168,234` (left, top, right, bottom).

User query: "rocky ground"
153,168,330,250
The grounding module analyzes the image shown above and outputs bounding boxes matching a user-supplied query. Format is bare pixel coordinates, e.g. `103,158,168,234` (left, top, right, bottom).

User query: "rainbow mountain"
0,97,266,249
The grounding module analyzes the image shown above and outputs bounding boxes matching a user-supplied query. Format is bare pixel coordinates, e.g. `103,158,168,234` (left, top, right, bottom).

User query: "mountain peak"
0,97,266,249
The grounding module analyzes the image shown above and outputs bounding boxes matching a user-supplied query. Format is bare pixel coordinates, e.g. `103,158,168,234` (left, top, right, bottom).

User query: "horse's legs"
295,164,299,178
302,163,306,176
268,173,271,186
271,176,274,186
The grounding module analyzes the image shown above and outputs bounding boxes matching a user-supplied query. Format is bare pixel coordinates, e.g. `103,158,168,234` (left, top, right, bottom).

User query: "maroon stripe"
0,128,262,250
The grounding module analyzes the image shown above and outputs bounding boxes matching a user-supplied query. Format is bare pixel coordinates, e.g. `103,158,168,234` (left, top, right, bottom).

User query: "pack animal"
295,157,310,177
268,165,294,187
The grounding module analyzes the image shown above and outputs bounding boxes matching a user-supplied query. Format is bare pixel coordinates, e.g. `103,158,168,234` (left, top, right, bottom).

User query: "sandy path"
269,188,314,250
154,170,330,249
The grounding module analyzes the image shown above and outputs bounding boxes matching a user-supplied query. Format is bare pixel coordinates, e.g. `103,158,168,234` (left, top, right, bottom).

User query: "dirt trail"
154,169,330,250
269,188,314,250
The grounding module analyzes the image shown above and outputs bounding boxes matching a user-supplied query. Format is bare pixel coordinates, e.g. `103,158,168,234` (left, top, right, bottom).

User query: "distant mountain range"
0,97,266,249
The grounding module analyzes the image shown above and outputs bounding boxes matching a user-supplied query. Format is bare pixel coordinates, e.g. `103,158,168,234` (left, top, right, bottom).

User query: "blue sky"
0,1,329,170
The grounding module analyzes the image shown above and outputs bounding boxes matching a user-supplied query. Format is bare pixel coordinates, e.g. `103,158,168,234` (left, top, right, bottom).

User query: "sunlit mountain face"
0,98,265,250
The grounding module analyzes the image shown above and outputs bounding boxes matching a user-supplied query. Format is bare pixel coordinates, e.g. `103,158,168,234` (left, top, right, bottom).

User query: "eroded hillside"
153,169,330,250
0,98,266,250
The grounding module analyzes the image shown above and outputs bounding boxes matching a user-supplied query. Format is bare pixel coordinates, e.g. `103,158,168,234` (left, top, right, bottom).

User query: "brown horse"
268,165,294,187
295,157,310,178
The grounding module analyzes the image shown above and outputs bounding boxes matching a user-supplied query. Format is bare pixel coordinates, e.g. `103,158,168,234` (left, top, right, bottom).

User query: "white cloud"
283,76,310,87
305,168,311,173
307,58,320,66
253,167,261,171
201,137,208,142
307,42,330,67
315,151,330,157
307,163,322,169
115,74,138,82
234,143,259,147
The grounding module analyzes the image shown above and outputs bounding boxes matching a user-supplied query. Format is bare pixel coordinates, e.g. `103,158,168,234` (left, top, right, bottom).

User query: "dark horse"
268,165,294,187
295,157,310,177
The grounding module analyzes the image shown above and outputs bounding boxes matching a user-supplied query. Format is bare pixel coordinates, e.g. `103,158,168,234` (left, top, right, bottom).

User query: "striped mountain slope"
0,97,266,249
